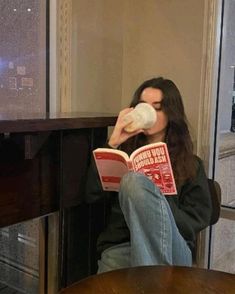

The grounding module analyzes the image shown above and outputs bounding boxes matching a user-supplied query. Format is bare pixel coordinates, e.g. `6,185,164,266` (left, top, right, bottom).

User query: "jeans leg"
119,172,192,267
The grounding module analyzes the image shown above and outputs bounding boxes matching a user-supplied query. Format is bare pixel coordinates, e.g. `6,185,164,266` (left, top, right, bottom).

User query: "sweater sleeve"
166,157,212,246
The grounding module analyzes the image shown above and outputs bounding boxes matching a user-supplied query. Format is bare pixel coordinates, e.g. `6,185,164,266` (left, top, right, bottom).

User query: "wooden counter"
0,111,117,133
0,112,116,227
0,112,117,288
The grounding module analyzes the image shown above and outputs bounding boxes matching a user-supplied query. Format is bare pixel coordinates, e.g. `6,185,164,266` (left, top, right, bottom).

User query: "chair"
207,178,221,225
193,178,221,264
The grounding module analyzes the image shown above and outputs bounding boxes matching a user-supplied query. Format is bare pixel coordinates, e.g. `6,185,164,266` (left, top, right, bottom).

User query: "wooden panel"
0,113,116,133
0,135,58,228
61,129,90,208
60,127,109,287
64,205,90,284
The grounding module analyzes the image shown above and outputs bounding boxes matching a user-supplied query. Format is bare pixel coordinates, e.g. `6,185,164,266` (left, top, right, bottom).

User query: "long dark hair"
121,77,197,187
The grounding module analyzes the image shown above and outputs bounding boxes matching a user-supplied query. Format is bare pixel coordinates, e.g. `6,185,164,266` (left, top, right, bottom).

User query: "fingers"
117,108,134,128
118,108,133,120
127,128,144,137
120,107,134,116
108,108,141,148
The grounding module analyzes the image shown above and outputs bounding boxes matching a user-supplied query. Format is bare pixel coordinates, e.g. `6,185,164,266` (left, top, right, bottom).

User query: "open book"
93,142,177,195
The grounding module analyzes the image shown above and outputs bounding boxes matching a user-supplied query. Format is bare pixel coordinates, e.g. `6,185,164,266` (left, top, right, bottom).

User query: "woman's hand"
108,108,143,148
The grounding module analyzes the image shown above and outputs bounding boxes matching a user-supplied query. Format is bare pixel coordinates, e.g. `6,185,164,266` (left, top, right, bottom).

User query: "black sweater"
85,154,212,256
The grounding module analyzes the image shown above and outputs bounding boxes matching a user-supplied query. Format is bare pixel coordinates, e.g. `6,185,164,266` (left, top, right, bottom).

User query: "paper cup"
124,103,157,132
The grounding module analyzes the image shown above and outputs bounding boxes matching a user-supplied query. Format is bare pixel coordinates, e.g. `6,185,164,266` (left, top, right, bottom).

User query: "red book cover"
93,142,177,195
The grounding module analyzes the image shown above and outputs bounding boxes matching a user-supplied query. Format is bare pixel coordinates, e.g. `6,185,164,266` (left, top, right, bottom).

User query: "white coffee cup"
123,103,157,132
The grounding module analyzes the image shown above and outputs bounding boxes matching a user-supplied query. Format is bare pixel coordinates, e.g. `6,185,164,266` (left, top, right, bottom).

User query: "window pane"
210,217,235,273
0,0,47,115
0,219,40,293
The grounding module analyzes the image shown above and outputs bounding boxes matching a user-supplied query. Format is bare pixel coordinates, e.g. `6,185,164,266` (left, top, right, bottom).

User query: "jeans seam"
158,190,168,264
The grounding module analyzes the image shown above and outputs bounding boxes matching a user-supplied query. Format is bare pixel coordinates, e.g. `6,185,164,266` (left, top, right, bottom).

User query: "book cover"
93,142,177,195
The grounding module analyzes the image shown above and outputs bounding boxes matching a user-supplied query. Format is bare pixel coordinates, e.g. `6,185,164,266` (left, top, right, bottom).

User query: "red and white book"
93,142,177,195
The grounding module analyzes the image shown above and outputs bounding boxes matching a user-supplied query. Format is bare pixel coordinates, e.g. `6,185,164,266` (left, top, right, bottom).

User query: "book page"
130,143,177,195
93,149,131,191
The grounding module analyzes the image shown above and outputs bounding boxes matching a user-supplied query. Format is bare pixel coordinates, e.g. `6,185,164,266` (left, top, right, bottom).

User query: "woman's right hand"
108,108,143,148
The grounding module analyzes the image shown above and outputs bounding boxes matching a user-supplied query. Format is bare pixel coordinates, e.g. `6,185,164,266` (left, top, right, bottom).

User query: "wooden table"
60,265,235,294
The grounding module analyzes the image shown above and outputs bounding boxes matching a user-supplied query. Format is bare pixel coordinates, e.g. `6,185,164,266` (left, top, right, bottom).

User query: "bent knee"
120,172,146,194
119,172,161,201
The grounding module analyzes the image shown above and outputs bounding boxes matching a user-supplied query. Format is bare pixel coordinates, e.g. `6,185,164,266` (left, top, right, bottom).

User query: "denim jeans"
97,172,192,273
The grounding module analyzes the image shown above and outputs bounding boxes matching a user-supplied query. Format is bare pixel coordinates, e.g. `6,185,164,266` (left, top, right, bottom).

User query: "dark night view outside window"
0,0,47,115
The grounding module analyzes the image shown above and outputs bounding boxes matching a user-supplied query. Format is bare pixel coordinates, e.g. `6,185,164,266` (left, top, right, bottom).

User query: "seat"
193,178,221,264
207,178,221,225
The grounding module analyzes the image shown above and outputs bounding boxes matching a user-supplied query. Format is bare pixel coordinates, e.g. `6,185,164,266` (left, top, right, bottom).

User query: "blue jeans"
97,172,192,273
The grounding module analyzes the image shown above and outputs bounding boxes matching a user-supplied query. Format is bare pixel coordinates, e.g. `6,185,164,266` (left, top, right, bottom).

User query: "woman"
86,77,212,273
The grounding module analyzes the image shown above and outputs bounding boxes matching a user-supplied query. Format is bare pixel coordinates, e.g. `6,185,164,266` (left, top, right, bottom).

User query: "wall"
121,0,205,138
71,0,123,113
71,0,206,138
